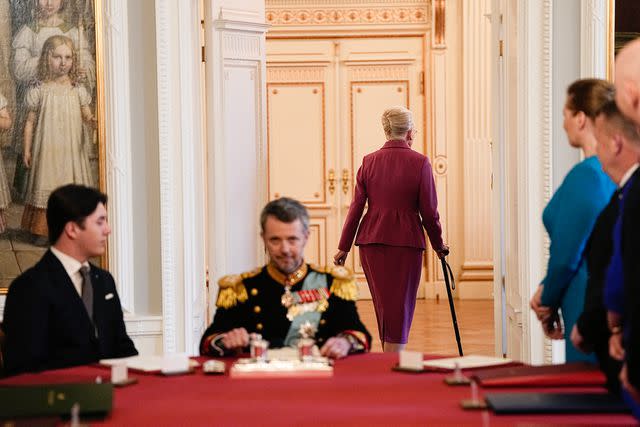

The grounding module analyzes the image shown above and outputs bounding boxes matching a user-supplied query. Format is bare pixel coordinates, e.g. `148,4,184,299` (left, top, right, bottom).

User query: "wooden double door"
266,36,428,297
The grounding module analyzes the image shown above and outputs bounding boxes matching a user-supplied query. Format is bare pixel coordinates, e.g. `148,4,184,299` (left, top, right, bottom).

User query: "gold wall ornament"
265,4,431,27
327,168,336,194
342,169,350,194
434,0,446,48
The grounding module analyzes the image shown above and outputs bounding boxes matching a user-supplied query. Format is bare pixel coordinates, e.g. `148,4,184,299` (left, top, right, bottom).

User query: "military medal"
281,286,294,308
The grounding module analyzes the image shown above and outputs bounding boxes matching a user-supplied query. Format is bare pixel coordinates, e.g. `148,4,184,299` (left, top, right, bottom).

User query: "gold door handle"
342,169,350,195
328,169,336,194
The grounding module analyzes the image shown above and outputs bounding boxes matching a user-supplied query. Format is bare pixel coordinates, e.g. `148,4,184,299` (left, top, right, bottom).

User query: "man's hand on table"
320,337,351,359
221,328,250,351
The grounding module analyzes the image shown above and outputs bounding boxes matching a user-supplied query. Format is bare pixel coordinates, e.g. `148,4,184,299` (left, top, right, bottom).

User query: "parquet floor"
356,299,496,355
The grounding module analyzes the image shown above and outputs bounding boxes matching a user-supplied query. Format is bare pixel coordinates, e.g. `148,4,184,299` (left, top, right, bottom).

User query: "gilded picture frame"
0,0,106,294
608,0,640,80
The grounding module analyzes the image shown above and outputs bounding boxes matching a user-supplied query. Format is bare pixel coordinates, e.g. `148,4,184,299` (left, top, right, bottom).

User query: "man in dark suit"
614,39,640,406
572,99,640,392
571,181,622,391
2,184,137,376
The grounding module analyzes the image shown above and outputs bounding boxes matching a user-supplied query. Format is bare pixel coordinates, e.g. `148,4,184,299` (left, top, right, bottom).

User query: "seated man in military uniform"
200,197,371,359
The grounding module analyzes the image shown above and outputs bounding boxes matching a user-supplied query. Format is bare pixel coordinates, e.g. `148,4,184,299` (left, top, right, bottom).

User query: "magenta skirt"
359,244,423,344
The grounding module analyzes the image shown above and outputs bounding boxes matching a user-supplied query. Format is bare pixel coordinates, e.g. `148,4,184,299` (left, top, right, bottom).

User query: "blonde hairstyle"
37,35,78,83
381,106,413,139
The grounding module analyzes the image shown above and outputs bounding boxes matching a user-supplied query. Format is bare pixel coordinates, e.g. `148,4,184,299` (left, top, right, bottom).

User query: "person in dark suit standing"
2,184,137,376
334,106,448,352
571,99,640,392
611,38,640,414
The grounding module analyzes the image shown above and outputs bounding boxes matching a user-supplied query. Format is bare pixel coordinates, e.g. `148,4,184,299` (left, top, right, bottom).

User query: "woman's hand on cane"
436,244,449,259
334,250,348,266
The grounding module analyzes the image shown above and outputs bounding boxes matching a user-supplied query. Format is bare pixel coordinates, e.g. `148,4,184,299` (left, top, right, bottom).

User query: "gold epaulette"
241,266,263,279
309,264,327,273
328,266,358,301
216,274,248,309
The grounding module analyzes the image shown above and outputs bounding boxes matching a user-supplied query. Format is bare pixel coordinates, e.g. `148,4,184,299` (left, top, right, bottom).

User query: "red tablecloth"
0,353,636,426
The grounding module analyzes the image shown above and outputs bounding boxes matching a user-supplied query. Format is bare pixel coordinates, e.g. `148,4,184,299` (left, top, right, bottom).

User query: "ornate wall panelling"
342,51,423,297
459,0,494,298
266,41,336,272
265,0,432,37
491,0,553,362
264,3,452,299
423,0,451,299
205,5,270,324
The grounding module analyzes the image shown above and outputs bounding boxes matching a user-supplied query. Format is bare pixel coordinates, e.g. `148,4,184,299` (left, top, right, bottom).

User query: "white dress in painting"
0,93,10,211
24,82,94,209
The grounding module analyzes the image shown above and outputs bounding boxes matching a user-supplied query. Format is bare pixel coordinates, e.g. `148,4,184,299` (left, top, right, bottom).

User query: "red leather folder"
471,362,606,387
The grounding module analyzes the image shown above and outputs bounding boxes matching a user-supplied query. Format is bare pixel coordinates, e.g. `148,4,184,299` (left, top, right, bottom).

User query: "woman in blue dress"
530,78,617,362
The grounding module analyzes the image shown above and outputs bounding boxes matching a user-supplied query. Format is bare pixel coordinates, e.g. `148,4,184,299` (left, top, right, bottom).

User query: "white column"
100,0,135,312
155,0,207,355
459,0,494,298
520,0,554,365
580,0,608,79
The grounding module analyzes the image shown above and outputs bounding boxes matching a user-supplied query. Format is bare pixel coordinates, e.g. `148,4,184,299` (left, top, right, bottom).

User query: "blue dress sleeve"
540,162,614,308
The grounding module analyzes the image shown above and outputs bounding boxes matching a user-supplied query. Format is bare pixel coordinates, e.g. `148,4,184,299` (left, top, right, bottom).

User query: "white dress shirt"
50,246,90,297
619,163,639,188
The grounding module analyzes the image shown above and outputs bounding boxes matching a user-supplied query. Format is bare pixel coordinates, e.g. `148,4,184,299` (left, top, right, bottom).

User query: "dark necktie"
80,265,93,321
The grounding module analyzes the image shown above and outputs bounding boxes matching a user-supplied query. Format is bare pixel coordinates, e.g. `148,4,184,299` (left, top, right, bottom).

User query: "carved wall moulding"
433,155,447,175
348,65,410,82
267,66,326,82
265,6,430,26
267,0,430,5
222,33,263,60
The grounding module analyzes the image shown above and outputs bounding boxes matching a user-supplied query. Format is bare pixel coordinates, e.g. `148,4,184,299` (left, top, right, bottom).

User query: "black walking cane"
440,254,463,356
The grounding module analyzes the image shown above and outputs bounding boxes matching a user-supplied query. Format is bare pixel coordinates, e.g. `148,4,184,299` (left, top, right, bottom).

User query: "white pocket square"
105,293,114,300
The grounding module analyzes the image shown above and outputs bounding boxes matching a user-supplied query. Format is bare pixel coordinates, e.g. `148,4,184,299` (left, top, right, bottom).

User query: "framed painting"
0,0,105,294
608,0,640,79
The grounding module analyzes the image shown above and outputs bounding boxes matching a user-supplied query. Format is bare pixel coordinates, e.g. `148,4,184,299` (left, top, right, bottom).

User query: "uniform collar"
266,262,308,287
382,139,410,149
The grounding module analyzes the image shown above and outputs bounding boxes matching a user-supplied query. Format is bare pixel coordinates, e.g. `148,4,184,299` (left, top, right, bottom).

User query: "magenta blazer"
338,139,444,252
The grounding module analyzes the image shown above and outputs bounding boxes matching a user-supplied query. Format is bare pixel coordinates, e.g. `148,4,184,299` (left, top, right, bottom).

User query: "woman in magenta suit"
334,106,448,352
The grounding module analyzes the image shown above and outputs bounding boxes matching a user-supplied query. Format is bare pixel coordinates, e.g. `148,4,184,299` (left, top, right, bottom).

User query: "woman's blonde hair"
37,35,79,84
381,106,413,139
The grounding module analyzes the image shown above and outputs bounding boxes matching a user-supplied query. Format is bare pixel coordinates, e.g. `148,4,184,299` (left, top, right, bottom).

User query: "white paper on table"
99,355,200,373
399,350,424,370
111,361,128,383
161,353,190,374
422,355,512,370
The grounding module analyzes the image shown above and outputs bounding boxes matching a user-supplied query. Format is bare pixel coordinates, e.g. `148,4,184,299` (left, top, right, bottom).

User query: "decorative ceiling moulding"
265,0,432,36
267,0,430,6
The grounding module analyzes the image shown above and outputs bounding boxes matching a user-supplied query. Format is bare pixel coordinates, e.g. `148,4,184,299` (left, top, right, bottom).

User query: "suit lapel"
41,250,94,326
